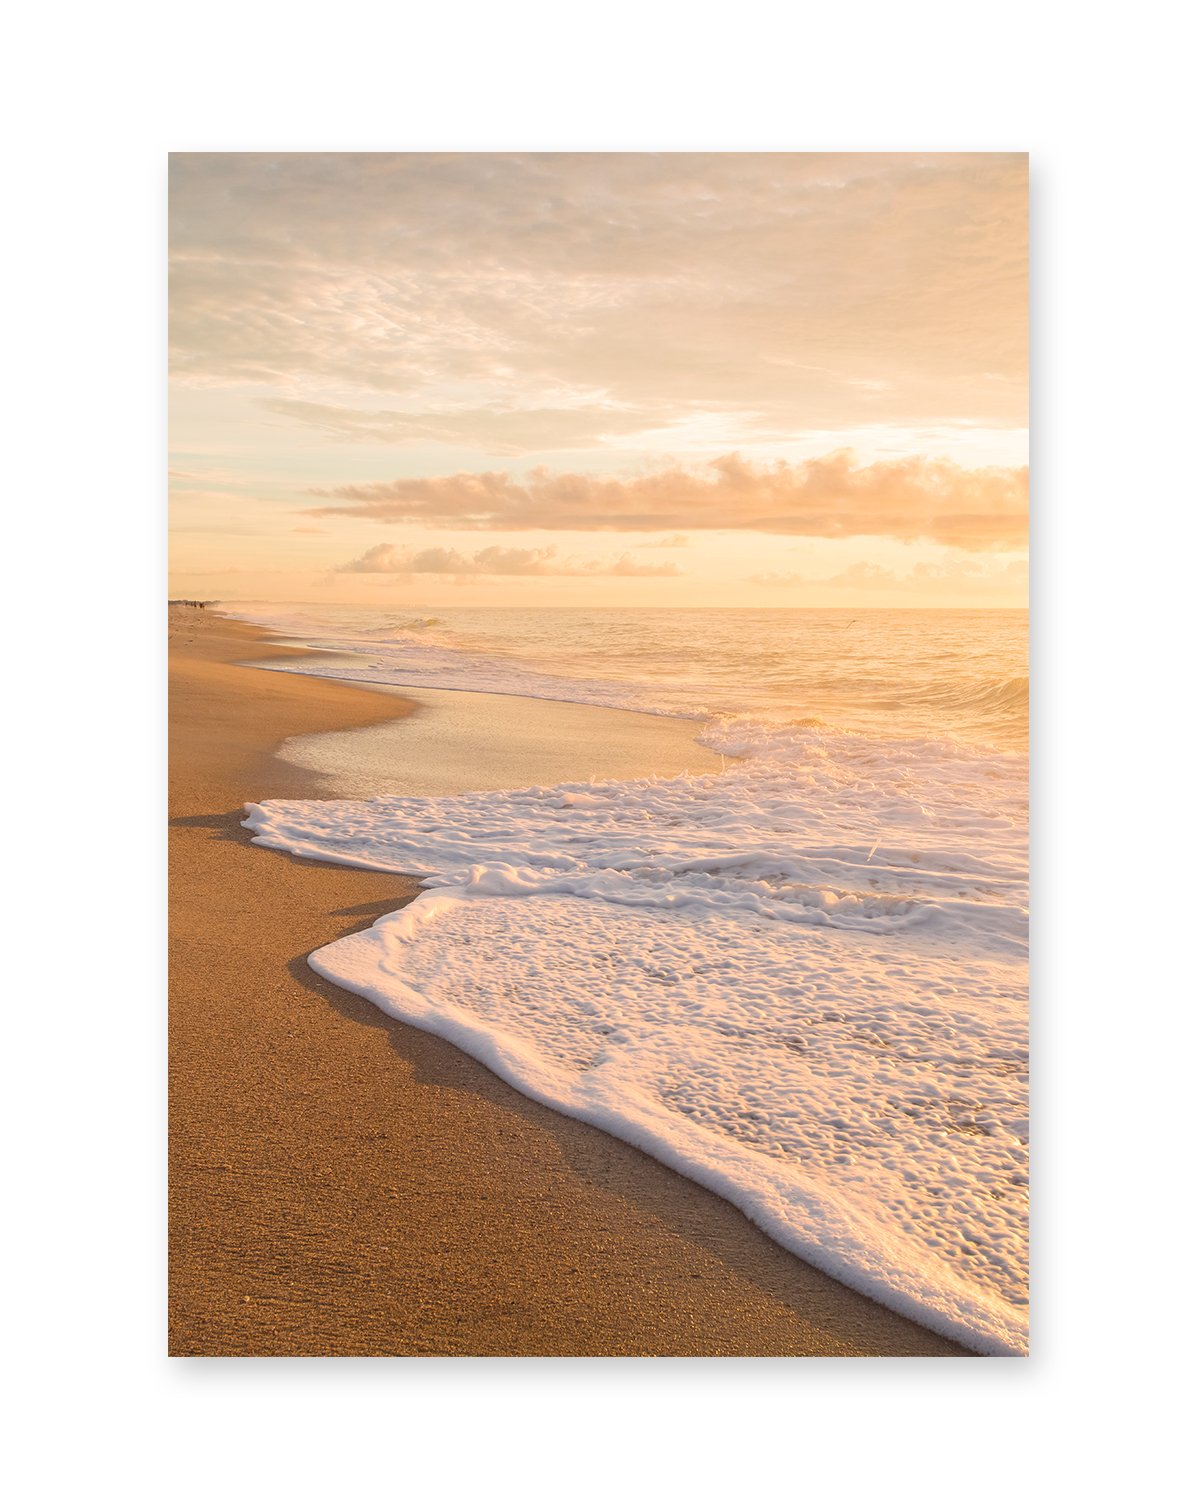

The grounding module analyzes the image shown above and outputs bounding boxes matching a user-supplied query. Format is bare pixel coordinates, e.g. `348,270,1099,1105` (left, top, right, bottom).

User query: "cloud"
337,543,682,578
604,552,684,577
311,450,1027,550
820,561,903,589
170,153,1027,435
745,572,808,587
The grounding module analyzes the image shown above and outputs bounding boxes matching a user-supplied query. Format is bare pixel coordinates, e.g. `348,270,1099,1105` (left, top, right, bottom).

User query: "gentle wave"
223,602,1028,751
245,719,1028,1354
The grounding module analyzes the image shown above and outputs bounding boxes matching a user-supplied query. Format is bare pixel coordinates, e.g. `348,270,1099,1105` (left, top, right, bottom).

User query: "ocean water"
234,603,1028,1355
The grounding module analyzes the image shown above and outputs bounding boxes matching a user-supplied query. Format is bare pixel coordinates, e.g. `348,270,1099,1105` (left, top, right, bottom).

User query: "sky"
169,153,1027,607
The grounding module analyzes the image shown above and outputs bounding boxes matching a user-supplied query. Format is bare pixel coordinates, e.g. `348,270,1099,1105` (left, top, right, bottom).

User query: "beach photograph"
169,151,1028,1359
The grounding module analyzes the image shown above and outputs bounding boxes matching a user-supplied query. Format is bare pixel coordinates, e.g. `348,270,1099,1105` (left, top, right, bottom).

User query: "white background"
6,1,1195,1494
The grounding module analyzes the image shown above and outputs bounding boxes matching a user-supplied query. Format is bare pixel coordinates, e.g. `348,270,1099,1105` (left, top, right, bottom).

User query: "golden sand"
168,606,967,1356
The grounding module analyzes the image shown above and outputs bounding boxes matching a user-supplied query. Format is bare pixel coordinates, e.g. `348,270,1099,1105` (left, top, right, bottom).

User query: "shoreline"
169,605,968,1356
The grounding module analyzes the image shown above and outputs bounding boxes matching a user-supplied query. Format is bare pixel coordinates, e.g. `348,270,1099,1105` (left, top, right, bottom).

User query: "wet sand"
168,605,967,1356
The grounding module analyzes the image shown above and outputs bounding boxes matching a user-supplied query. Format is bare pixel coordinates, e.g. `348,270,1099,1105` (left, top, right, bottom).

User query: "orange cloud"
338,543,683,578
312,451,1027,550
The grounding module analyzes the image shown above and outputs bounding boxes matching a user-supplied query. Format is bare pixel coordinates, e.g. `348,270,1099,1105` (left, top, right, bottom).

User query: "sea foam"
245,717,1028,1355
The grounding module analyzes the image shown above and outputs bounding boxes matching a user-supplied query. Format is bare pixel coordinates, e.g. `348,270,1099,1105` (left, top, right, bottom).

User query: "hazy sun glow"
169,153,1028,607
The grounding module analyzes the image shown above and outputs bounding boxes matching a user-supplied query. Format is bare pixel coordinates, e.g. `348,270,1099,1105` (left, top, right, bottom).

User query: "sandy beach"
168,605,968,1356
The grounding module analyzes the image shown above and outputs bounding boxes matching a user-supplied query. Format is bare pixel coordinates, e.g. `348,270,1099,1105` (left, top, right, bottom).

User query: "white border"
8,1,1194,1493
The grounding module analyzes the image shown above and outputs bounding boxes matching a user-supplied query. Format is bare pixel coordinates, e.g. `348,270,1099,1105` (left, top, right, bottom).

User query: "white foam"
245,721,1028,1355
